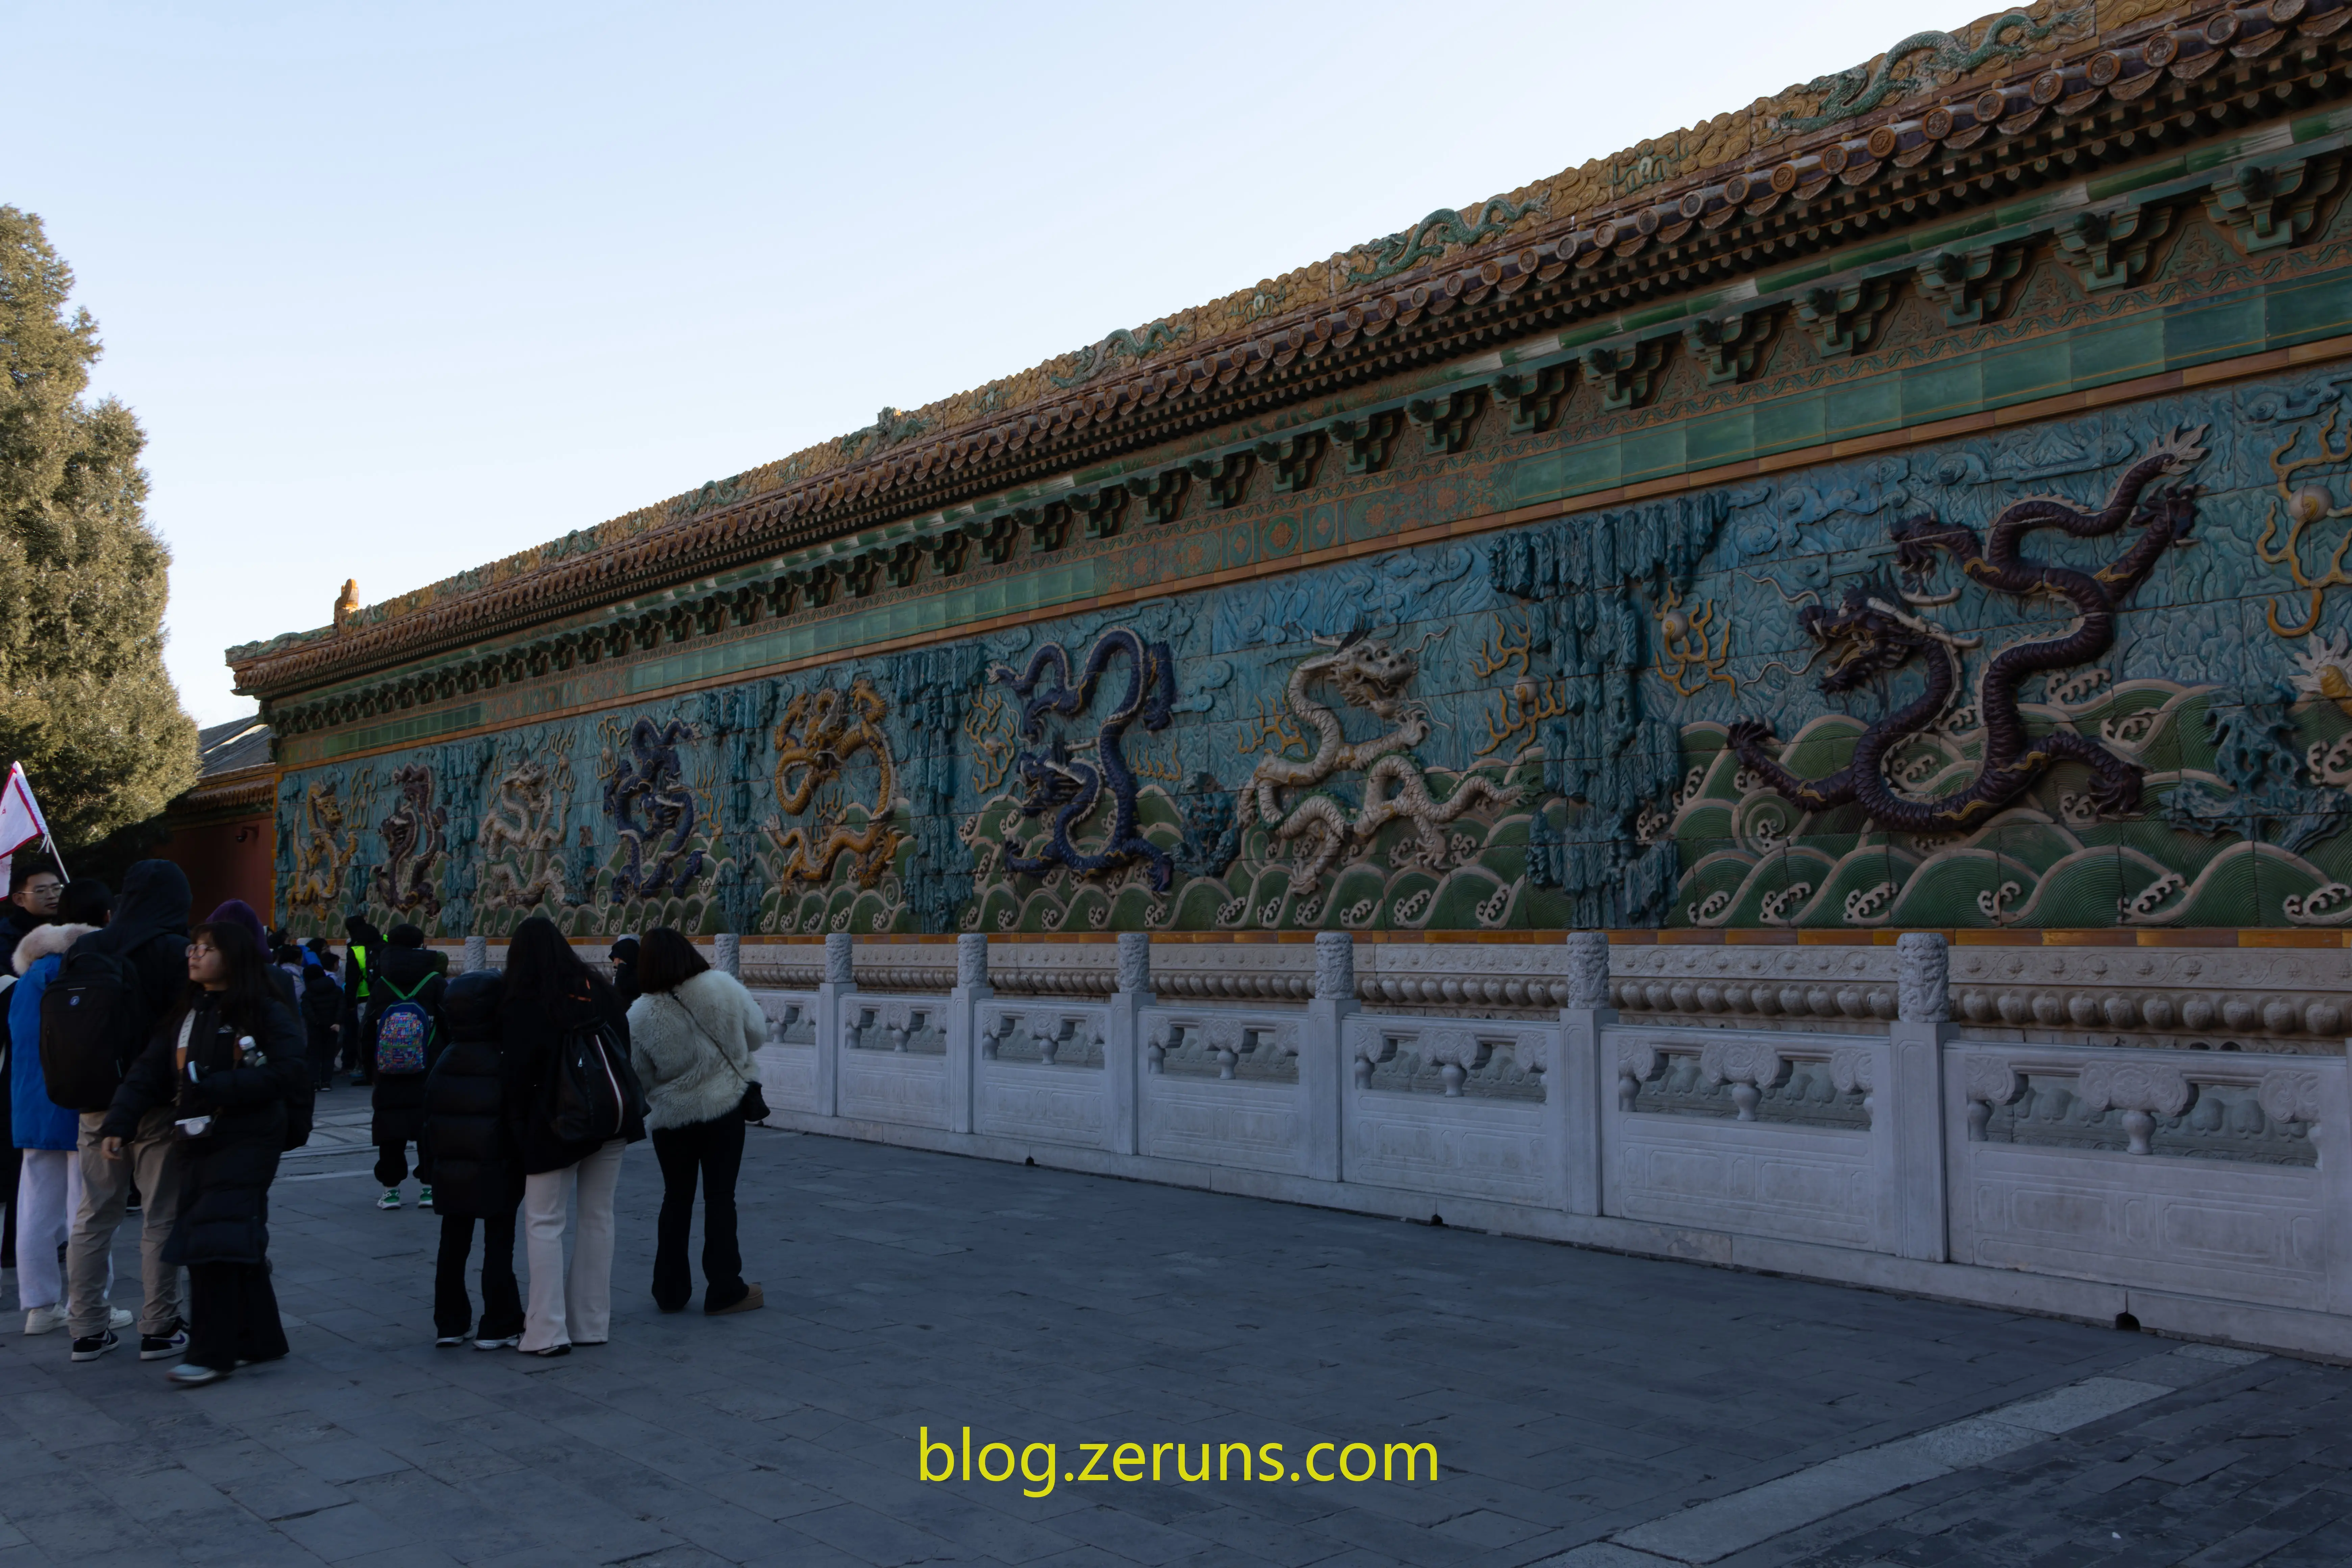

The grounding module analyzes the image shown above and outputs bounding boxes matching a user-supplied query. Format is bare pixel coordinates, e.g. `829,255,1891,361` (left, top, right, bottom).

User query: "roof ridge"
227,0,2173,680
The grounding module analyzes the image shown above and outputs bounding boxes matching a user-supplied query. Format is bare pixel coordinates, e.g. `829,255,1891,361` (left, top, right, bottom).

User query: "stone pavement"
0,1110,2349,1568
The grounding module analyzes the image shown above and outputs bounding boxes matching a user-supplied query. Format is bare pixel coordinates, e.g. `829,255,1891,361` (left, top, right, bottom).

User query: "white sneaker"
23,1304,67,1336
108,1307,133,1330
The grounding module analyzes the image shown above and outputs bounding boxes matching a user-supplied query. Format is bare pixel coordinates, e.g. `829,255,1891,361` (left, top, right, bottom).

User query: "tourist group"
0,857,769,1386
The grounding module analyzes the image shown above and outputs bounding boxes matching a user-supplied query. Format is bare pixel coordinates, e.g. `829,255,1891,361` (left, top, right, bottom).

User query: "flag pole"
41,833,66,882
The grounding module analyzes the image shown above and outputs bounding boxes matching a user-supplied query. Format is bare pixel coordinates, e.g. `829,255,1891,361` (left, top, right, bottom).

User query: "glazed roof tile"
229,0,2241,697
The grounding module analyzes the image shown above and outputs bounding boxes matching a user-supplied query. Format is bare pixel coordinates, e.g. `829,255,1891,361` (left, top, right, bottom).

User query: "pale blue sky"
11,0,1963,725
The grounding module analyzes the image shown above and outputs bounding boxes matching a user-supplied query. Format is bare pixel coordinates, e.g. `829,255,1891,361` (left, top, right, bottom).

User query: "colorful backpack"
373,971,436,1076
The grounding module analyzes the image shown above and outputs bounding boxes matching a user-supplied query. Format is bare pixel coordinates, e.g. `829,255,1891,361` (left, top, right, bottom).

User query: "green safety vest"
350,942,371,1000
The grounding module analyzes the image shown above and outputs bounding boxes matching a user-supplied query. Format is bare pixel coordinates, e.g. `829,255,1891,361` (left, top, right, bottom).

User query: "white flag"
0,765,52,881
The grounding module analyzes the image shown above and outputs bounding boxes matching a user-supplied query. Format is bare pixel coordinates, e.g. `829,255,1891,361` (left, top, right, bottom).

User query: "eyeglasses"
188,943,217,956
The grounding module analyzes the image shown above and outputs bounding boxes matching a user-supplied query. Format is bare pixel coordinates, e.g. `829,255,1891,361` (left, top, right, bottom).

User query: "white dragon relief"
477,755,570,912
1242,628,1514,888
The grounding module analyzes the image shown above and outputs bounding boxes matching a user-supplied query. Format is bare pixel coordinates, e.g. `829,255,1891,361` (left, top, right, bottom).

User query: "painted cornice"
169,764,279,819
232,0,2335,703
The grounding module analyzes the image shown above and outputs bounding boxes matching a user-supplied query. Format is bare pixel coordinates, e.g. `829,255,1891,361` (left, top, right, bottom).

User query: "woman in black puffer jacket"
100,918,307,1386
501,917,642,1356
422,971,522,1349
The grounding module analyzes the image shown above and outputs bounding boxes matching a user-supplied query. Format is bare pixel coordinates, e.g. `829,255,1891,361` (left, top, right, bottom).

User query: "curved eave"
230,0,2308,703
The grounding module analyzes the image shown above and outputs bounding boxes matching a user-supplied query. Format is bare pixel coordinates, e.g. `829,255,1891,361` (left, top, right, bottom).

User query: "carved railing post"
2077,1061,2194,1156
2293,1061,2352,1314
946,934,989,1136
1699,1038,1788,1120
1105,934,1150,1158
815,934,854,1119
462,933,488,974
1558,931,1613,1217
1889,932,1951,1262
1304,932,1354,1184
712,932,740,980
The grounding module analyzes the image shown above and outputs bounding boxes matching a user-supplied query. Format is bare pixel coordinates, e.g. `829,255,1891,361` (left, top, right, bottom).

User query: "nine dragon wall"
269,358,2352,943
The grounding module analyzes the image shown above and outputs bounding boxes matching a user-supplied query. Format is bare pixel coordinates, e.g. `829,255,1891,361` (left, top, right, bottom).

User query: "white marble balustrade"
738,927,2352,1361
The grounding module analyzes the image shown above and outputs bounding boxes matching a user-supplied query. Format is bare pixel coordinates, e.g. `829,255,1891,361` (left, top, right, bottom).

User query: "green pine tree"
0,205,196,851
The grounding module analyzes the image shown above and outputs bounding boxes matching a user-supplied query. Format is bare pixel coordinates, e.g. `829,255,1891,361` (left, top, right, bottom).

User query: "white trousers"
520,1139,624,1351
16,1150,83,1312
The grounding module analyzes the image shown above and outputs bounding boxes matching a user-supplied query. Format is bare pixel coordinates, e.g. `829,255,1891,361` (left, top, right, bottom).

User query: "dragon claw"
2086,769,2143,817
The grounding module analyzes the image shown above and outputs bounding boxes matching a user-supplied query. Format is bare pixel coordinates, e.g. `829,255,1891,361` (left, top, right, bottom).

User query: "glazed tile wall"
270,213,2352,940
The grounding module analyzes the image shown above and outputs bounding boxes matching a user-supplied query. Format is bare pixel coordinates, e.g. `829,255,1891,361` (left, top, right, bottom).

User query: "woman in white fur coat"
623,928,766,1316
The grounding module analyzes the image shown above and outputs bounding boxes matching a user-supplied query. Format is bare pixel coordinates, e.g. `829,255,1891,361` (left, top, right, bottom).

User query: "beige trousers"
67,1109,183,1339
520,1139,625,1352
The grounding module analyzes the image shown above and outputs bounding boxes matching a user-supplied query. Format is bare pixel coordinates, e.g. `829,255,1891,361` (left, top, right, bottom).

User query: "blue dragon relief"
603,716,705,903
990,629,1178,891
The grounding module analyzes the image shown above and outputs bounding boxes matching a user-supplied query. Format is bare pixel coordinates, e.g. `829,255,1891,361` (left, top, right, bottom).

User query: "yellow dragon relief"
765,677,904,888
286,782,359,922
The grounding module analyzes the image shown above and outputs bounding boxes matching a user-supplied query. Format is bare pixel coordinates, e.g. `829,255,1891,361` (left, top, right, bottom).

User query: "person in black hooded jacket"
423,970,522,1348
99,916,304,1383
607,937,641,1007
298,950,342,1091
363,924,445,1211
62,858,193,1363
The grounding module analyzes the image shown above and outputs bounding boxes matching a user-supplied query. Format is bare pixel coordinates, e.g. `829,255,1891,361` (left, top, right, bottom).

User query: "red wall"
156,815,275,927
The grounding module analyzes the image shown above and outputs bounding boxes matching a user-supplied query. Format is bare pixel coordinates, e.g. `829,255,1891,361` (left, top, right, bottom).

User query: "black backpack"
40,945,151,1113
547,1019,645,1146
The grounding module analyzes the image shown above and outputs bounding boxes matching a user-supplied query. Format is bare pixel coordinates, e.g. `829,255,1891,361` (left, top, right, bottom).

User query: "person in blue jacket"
11,881,139,1342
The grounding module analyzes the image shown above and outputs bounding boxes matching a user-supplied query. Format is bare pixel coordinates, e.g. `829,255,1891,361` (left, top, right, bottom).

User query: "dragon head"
505,759,549,809
1801,571,1931,695
1314,627,1421,718
393,763,435,807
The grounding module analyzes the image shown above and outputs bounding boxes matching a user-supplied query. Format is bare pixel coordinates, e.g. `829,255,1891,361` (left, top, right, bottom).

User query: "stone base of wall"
731,929,2352,1365
762,1105,2352,1365
435,932,2352,1057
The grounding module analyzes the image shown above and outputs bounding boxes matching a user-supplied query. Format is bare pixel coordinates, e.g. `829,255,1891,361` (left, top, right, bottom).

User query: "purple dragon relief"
1727,426,2207,834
